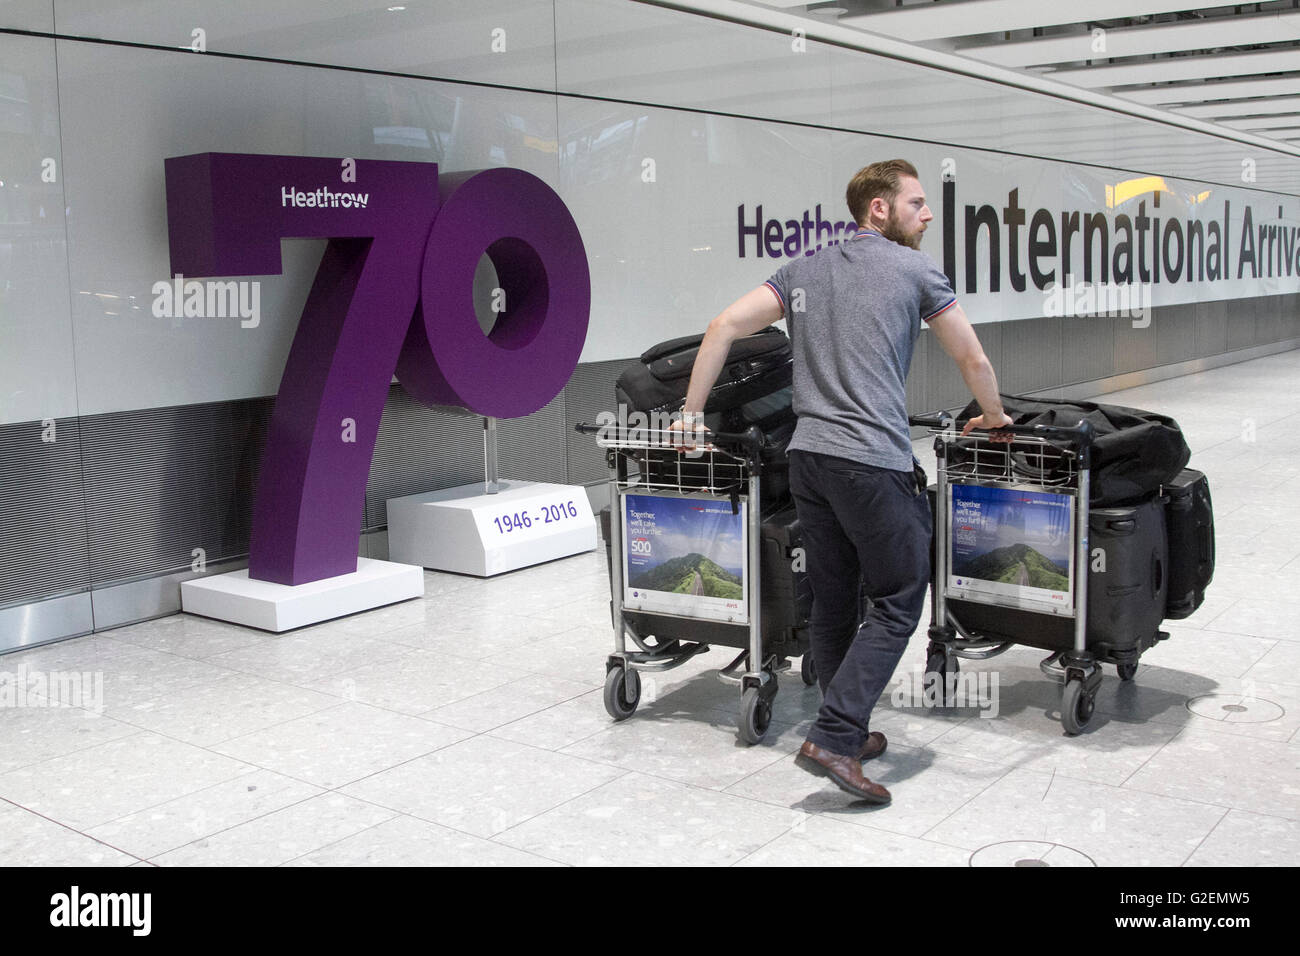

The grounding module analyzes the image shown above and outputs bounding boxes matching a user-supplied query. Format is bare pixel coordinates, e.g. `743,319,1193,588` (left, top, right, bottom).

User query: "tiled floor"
3,350,1299,866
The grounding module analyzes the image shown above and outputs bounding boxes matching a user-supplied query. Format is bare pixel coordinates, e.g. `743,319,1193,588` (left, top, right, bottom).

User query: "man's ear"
868,196,890,225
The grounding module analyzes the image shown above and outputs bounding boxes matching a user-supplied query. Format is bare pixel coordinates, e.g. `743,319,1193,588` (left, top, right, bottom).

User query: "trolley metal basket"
573,422,813,744
916,412,1160,734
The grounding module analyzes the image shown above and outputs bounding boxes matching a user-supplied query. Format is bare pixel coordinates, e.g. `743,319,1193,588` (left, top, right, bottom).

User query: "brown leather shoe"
857,731,887,762
795,740,891,805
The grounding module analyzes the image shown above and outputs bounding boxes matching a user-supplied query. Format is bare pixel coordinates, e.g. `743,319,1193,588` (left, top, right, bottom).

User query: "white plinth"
180,557,425,633
387,480,597,577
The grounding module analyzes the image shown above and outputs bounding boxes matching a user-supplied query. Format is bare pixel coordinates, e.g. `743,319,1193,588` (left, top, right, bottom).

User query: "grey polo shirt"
765,229,957,472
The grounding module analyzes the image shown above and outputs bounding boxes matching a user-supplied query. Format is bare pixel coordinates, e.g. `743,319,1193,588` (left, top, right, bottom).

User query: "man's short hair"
846,159,919,225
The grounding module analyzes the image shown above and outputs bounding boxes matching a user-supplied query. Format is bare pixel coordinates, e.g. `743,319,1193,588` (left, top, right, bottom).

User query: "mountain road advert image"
948,483,1075,614
621,493,749,624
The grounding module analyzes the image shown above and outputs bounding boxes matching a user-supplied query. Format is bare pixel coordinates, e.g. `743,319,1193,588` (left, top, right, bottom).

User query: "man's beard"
880,212,923,250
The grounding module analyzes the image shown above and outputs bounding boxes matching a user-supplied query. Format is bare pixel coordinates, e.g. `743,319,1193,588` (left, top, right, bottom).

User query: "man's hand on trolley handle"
666,412,709,451
961,411,1016,443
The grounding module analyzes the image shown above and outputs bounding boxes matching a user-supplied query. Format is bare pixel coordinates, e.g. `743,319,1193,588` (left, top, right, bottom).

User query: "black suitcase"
615,326,793,415
633,388,796,508
1163,469,1214,619
759,503,813,654
955,394,1190,506
1087,497,1169,655
933,490,1168,665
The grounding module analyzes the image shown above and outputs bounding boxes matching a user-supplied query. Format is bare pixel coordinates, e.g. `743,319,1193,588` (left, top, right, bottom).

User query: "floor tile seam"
426,587,607,616
212,624,431,653
1106,710,1299,742
100,690,355,746
354,806,576,868
96,665,348,705
12,655,252,699
486,768,638,849
830,815,982,858
0,726,152,779
1122,715,1300,766
85,764,289,833
726,813,809,867
916,763,1022,843
543,697,806,759
487,721,770,778
1161,623,1300,643
99,633,267,674
381,642,575,674
186,656,412,688
683,718,812,794
207,695,484,748
12,755,265,838
381,618,576,648
60,639,267,664
0,796,148,866
1176,805,1233,867
335,794,575,861
421,679,604,734
713,730,1021,804
582,752,832,808
82,760,319,839
272,811,419,868
96,671,353,719
897,714,974,752
923,723,1187,789
209,653,530,703
487,706,610,751
217,720,480,792
105,706,403,777
482,676,620,726
144,789,385,866
201,680,509,740
481,591,613,616
369,601,576,631
1114,731,1289,818
0,691,115,722
523,727,820,811
319,673,571,719
474,640,603,671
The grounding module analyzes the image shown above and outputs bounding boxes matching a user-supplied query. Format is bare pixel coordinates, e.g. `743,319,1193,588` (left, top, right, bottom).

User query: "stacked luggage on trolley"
919,395,1216,734
575,326,815,744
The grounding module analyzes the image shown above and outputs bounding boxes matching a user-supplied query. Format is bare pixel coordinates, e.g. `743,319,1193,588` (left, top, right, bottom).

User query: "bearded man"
676,159,1012,804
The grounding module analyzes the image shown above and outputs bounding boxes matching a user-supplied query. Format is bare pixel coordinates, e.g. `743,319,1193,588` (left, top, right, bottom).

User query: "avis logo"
164,154,590,586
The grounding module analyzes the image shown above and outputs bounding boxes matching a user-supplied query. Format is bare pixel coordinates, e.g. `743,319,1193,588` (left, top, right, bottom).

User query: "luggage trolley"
917,412,1128,735
574,422,813,744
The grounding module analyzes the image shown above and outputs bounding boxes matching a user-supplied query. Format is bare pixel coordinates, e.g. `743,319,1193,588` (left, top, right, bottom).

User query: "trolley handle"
956,418,1095,449
908,410,954,429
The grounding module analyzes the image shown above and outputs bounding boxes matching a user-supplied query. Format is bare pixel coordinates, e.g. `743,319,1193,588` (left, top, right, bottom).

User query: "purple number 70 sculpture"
164,153,591,586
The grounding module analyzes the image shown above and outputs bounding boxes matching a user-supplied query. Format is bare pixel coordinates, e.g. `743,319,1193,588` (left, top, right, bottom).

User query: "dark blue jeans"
789,449,932,756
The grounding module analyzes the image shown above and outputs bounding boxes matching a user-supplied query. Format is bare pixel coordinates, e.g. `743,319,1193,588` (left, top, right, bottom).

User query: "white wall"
2,0,1298,426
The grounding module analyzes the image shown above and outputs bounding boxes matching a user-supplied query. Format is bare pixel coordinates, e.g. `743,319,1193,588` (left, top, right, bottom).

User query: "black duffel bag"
956,393,1191,506
615,325,792,414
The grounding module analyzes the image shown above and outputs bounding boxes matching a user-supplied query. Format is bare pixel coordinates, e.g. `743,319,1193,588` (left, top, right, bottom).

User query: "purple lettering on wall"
164,153,590,586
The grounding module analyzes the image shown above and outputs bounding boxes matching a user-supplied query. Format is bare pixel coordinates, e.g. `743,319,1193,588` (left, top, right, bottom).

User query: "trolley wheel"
1117,662,1138,682
738,686,773,744
924,647,959,706
1060,678,1096,735
800,654,817,687
603,667,641,721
